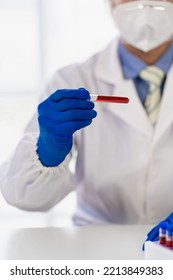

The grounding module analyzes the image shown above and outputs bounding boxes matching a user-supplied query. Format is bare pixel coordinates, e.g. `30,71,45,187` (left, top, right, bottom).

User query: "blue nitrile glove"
142,212,173,251
37,88,97,167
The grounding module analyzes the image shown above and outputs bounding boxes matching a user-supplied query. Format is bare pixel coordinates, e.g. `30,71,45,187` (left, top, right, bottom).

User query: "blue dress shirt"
118,41,173,105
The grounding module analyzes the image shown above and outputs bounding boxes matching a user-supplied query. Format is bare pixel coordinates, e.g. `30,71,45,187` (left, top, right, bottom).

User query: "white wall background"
0,0,118,227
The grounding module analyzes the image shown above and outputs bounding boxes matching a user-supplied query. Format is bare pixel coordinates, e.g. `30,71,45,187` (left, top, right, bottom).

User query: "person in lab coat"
1,0,173,243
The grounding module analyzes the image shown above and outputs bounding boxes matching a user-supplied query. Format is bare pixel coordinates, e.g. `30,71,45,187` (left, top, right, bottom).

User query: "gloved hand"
37,88,97,167
142,212,173,251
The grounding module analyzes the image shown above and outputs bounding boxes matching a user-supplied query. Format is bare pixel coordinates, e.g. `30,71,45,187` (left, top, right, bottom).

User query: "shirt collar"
118,40,173,79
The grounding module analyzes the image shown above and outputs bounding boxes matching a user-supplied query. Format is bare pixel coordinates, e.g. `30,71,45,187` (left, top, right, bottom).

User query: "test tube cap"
159,221,167,230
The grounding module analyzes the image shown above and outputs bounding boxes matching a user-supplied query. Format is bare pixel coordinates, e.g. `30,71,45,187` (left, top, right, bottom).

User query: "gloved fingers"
49,88,90,102
39,118,93,135
146,224,159,238
38,108,97,122
147,224,160,240
48,98,95,112
48,120,93,136
40,98,94,112
145,232,159,242
58,109,97,122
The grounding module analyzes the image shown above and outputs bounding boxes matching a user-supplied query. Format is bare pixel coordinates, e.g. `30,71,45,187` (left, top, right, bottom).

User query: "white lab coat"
1,38,173,225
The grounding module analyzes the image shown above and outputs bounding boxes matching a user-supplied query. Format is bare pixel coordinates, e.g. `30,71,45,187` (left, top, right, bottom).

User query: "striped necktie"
139,66,165,125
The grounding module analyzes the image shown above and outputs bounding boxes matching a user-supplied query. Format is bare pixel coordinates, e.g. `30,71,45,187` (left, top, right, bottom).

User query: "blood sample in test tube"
166,224,173,248
90,94,129,104
159,221,167,245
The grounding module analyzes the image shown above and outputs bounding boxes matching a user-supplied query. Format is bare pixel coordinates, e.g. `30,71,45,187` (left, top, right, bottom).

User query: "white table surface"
0,225,152,260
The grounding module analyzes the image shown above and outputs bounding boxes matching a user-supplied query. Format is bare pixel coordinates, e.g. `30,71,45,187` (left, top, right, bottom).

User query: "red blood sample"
96,95,129,104
159,221,167,246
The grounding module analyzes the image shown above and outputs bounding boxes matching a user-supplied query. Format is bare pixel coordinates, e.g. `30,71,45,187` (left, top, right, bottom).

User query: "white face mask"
112,0,173,52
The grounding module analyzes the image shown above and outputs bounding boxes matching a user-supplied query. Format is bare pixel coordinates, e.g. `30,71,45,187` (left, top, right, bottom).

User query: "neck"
122,40,173,65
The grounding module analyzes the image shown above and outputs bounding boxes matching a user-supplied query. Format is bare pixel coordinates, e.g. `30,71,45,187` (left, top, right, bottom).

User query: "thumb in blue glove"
37,88,97,167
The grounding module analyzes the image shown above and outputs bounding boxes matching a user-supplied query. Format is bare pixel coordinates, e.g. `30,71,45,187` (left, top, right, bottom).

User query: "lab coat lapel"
94,38,153,137
109,80,153,137
153,64,173,144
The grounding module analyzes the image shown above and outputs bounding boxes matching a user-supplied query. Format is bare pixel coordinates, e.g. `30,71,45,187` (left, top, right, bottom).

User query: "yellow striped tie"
139,66,165,125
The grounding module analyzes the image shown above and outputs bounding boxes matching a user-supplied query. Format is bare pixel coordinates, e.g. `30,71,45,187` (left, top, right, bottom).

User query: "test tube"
90,94,129,104
166,224,173,248
159,221,167,245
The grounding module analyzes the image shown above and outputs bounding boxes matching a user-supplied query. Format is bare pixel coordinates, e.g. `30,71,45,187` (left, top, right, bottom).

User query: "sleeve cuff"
32,142,71,175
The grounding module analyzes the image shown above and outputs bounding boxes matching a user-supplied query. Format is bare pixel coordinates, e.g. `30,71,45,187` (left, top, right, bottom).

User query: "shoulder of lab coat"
44,37,119,95
0,38,119,211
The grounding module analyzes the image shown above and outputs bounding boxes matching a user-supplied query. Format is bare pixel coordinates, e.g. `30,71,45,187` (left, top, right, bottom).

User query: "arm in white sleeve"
0,119,76,211
0,70,79,211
